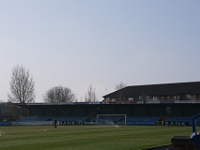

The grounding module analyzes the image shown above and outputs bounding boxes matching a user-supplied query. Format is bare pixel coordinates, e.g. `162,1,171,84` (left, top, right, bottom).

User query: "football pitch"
0,125,192,150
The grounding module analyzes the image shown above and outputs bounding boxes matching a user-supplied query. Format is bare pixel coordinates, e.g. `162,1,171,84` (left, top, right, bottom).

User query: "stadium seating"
16,116,88,124
18,116,200,126
16,116,161,125
0,121,10,126
16,117,49,122
126,117,160,125
165,117,192,122
56,116,87,122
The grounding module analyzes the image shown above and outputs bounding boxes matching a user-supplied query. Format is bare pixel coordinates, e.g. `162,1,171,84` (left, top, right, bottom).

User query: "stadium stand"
126,117,160,125
15,116,161,126
56,116,87,123
3,82,200,127
165,117,192,122
0,121,10,126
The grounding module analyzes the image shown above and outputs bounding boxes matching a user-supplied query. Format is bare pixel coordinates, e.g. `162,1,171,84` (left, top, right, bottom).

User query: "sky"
0,0,199,102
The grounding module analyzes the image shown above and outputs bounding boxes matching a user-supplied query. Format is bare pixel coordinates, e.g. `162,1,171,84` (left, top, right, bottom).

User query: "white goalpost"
96,114,127,126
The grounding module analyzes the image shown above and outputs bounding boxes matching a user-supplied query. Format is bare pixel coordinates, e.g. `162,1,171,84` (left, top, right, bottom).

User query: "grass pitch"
0,125,191,150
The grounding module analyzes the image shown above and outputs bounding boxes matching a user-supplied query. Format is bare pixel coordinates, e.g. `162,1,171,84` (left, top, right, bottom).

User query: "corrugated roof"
103,81,200,98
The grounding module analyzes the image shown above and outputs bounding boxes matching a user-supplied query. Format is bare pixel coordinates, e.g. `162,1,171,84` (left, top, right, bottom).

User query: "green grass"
0,125,192,150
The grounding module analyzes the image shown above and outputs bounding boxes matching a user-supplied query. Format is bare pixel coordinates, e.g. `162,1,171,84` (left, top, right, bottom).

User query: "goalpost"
96,114,127,126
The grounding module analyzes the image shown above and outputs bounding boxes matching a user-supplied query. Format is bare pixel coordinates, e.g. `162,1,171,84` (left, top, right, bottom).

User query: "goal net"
96,114,126,125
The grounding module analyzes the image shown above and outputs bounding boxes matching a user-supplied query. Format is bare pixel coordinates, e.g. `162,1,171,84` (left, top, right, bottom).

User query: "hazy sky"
0,0,199,102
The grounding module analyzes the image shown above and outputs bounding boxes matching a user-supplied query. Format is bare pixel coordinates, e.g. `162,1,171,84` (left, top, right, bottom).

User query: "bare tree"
115,82,126,90
0,103,29,119
114,82,127,102
44,86,76,103
8,65,35,103
85,84,97,102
